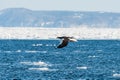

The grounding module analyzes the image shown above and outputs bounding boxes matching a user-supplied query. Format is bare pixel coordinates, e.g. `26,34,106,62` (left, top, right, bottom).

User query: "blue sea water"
0,40,120,80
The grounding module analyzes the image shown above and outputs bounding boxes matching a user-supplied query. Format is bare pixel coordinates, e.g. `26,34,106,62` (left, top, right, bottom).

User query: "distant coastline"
0,8,120,28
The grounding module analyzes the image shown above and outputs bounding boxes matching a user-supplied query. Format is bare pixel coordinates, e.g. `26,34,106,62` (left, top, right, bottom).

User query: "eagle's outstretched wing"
57,36,77,48
57,39,69,48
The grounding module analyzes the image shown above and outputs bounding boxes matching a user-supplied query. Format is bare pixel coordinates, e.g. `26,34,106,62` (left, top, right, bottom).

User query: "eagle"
57,36,77,48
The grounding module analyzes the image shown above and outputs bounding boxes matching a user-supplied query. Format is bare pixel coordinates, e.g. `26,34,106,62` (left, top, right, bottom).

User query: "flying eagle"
57,36,77,48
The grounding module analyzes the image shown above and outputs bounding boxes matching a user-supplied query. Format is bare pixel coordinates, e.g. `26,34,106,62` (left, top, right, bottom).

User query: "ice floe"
0,27,120,39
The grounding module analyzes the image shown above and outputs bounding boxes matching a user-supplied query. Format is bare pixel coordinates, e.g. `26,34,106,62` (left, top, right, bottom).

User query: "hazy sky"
0,0,120,12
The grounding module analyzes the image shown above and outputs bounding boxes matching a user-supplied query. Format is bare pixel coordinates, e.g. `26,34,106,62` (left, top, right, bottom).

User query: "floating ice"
1,27,120,39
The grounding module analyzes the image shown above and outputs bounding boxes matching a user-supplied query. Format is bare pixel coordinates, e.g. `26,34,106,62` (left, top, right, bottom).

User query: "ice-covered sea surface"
0,40,120,80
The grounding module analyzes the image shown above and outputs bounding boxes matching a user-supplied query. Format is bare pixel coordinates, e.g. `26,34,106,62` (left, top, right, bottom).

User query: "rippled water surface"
0,40,120,80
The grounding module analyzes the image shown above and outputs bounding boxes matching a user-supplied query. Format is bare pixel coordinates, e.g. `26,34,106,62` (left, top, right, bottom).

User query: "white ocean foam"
3,50,22,53
45,44,53,46
25,50,47,53
79,45,88,47
40,51,47,53
16,50,22,53
3,51,12,53
88,55,99,58
2,50,34,53
96,49,103,52
73,50,86,54
25,50,40,53
73,50,81,53
113,73,120,77
32,44,43,46
112,70,116,73
28,67,58,71
20,61,50,66
76,66,87,70
53,44,56,46
20,61,57,71
29,67,49,71
33,62,50,66
2,50,22,53
0,63,10,66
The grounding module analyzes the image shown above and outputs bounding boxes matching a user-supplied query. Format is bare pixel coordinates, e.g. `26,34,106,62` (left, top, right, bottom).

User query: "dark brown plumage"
57,36,76,48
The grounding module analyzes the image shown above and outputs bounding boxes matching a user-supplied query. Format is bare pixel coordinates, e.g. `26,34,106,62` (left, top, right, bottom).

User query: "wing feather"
57,39,68,48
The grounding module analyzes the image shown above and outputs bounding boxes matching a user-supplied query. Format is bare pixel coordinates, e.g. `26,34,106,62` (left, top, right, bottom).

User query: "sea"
0,40,120,80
